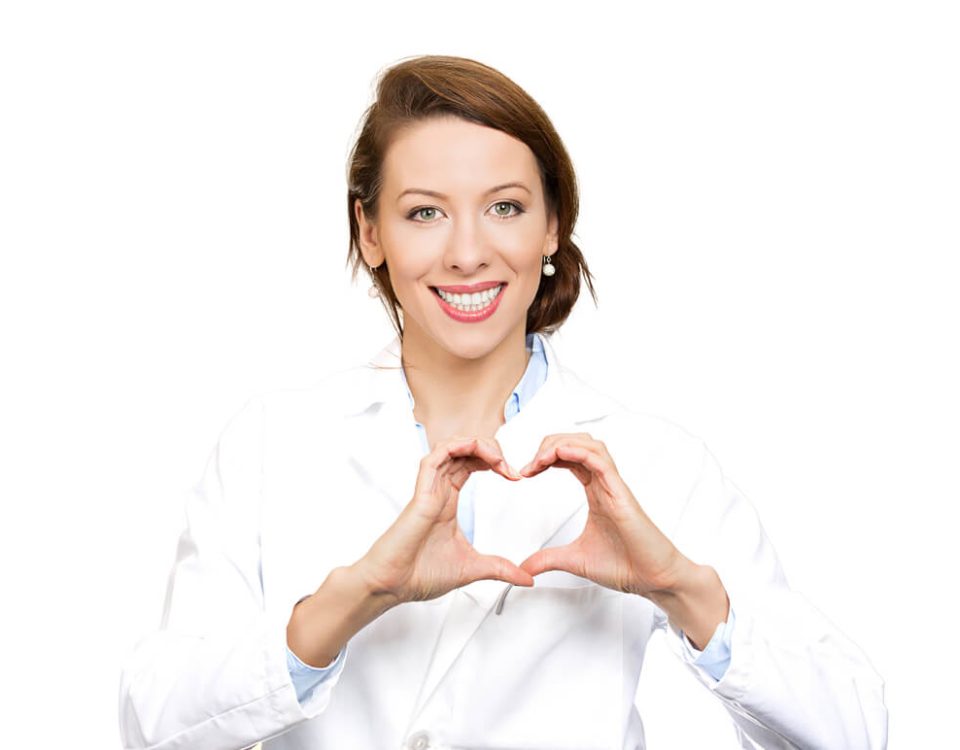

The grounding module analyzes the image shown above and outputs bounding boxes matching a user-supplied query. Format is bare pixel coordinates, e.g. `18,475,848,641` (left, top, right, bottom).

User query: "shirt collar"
337,330,622,426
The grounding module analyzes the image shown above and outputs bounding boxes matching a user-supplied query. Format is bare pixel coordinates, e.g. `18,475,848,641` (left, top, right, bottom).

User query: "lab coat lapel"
341,337,424,519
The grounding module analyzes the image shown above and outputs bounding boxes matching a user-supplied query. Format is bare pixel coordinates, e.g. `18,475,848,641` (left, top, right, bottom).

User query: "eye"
408,206,442,222
491,201,524,219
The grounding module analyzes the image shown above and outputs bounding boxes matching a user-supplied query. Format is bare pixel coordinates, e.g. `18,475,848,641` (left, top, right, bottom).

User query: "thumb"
468,555,535,588
518,545,576,578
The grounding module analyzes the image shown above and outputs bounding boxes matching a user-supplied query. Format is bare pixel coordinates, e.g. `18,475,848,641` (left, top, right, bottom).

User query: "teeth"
437,284,502,311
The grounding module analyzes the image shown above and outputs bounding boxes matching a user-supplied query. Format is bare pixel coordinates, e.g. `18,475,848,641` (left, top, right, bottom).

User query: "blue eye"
492,201,523,218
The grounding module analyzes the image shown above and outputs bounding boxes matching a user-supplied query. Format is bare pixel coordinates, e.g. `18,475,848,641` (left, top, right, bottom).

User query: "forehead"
382,116,541,194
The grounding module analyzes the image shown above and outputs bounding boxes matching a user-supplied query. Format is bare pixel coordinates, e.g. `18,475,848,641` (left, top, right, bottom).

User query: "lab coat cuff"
286,643,349,706
264,614,346,722
664,595,754,706
679,607,736,682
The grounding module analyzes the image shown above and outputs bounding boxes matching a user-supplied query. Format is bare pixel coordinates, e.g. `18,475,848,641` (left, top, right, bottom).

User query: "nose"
442,213,490,275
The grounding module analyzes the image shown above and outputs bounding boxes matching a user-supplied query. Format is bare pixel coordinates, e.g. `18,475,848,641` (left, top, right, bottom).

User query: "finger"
519,434,602,479
411,437,480,510
446,435,520,480
521,433,571,474
555,444,613,476
465,554,535,588
474,435,523,480
517,544,580,579
416,437,487,489
443,457,493,491
555,444,638,505
517,434,564,478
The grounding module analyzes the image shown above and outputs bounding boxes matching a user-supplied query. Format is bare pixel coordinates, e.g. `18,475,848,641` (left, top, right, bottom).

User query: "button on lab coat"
119,335,887,749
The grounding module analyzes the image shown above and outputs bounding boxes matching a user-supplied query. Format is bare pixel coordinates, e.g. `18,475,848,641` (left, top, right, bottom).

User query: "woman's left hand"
517,433,730,649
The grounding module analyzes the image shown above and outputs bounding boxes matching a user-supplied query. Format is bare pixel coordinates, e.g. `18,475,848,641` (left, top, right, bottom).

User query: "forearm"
663,439,886,747
286,564,396,668
647,560,729,650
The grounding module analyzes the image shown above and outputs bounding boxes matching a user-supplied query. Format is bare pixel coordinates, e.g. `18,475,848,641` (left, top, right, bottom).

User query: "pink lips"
433,283,504,323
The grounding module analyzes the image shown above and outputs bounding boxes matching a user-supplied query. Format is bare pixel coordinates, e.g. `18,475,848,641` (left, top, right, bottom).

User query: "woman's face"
356,115,558,362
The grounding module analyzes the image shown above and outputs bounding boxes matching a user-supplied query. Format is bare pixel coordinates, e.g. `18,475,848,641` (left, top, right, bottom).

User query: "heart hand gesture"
355,436,535,608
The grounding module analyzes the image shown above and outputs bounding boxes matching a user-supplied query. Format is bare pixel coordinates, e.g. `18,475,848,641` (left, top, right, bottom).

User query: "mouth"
430,283,506,321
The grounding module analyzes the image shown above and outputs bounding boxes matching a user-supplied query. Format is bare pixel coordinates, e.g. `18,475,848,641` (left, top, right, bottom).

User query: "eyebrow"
396,181,532,202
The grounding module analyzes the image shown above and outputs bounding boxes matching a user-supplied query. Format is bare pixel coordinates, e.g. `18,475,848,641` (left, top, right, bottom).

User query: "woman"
119,55,887,749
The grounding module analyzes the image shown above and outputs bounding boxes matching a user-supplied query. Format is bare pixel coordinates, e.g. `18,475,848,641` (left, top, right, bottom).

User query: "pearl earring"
368,264,381,298
541,254,556,277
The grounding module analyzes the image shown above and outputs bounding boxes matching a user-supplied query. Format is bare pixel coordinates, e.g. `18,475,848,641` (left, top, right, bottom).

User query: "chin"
440,335,505,361
432,325,516,361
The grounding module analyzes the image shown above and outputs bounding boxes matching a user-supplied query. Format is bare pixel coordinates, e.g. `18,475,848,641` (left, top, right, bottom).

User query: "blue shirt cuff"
286,644,348,705
684,607,735,681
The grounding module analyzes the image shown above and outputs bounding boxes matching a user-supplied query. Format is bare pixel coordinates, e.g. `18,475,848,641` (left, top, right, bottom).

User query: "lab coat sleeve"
661,440,888,750
118,396,344,750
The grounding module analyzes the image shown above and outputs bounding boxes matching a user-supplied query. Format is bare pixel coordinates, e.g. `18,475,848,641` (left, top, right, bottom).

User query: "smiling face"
355,115,559,363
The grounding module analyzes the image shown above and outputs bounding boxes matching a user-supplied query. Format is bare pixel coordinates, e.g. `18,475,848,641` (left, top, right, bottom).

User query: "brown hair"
346,54,597,339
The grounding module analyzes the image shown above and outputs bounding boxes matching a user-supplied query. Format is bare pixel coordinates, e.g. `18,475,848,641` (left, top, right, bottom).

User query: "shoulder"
235,368,386,461
246,337,401,423
256,365,377,415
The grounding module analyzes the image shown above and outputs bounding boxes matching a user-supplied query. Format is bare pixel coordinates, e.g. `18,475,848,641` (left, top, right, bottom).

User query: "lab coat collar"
343,332,617,424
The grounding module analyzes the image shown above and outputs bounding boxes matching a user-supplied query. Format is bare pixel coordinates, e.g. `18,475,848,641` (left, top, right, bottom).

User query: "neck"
400,324,531,437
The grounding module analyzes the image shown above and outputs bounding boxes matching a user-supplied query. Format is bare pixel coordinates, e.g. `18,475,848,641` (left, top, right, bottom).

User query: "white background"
1,1,957,747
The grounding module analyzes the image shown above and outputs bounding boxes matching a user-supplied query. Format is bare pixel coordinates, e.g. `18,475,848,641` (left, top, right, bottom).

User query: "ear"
355,199,386,268
545,211,560,256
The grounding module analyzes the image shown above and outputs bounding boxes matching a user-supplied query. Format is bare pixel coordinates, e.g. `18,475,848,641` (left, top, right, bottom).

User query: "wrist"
341,561,402,615
348,556,406,610
647,563,729,651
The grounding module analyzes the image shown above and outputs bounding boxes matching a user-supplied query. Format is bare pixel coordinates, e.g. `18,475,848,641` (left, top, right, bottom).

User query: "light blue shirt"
286,333,733,702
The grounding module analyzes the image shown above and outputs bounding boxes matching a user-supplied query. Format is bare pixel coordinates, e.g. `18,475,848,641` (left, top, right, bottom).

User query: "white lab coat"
119,334,887,750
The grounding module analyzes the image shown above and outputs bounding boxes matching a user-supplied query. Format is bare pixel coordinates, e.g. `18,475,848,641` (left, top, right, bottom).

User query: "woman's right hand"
353,436,535,608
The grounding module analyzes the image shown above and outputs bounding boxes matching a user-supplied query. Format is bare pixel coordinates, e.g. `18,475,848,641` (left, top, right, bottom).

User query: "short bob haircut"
346,54,597,339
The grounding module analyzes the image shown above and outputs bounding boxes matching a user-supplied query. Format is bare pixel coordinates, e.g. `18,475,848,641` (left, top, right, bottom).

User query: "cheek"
493,223,548,262
381,226,439,279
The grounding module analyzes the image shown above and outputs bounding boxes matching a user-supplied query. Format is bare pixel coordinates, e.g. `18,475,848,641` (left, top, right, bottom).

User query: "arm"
119,408,532,749
118,398,365,749
516,426,886,749
661,441,888,749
